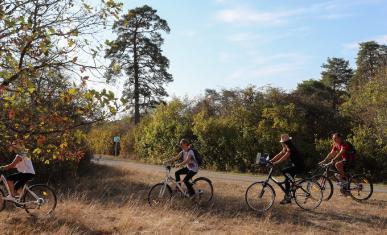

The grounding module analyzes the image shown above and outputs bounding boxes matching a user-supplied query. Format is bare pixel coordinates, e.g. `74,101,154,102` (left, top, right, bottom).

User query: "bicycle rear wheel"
245,181,276,213
22,184,57,216
293,180,322,210
313,175,333,201
348,174,373,201
0,188,5,212
148,183,172,206
193,177,213,205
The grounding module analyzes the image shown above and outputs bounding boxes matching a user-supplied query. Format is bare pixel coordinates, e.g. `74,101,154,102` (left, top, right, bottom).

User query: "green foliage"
133,100,192,163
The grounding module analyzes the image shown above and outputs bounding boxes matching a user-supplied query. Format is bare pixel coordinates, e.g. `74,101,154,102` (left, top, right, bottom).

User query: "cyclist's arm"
176,154,193,167
2,155,22,170
272,148,290,165
271,147,286,162
165,154,181,164
320,150,336,164
331,149,345,162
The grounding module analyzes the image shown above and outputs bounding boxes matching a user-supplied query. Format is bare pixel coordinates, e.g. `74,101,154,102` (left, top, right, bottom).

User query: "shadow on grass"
52,163,386,233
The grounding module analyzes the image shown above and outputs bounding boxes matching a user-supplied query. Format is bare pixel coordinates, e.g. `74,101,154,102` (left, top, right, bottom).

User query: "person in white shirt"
0,139,35,202
166,138,199,198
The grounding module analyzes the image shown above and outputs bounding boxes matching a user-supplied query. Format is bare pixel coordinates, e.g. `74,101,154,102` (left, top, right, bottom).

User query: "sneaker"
189,194,196,200
280,196,291,204
339,187,350,197
4,195,17,202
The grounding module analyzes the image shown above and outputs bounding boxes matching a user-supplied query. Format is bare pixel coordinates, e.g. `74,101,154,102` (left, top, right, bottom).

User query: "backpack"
346,141,357,155
190,148,203,167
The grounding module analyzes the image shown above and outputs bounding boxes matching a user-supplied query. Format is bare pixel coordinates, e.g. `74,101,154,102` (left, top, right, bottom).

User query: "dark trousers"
175,167,197,196
7,173,34,190
282,165,303,197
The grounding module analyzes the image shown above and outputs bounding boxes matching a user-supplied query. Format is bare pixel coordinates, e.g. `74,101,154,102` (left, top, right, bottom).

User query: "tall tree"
321,57,354,111
105,5,173,124
352,41,387,87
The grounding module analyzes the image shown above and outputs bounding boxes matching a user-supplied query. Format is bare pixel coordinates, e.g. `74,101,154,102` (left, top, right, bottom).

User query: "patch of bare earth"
0,164,385,234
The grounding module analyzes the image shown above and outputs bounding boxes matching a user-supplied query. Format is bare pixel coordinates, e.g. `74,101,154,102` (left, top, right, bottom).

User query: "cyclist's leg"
281,166,296,202
175,167,189,187
14,173,34,196
183,171,197,196
335,160,347,181
6,173,23,196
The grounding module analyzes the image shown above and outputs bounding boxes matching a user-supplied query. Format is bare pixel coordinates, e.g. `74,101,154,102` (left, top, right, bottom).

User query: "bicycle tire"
312,174,334,201
148,183,172,206
245,181,276,213
348,174,373,201
0,188,5,212
22,184,57,216
192,177,213,204
293,180,322,211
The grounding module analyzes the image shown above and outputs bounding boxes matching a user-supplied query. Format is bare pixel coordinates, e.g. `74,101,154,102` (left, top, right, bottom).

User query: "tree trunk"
133,33,140,124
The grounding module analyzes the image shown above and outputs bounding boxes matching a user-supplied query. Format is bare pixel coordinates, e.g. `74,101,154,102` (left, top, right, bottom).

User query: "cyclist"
319,132,355,194
0,139,36,202
165,138,198,199
270,134,305,204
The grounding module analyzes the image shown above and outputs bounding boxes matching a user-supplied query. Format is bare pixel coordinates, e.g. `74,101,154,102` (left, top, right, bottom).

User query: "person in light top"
0,139,36,202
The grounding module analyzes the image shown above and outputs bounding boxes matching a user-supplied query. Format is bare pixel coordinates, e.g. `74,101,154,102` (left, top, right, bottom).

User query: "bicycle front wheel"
293,180,322,211
22,184,57,216
193,177,213,205
313,175,334,201
148,183,172,206
348,174,373,201
245,181,276,213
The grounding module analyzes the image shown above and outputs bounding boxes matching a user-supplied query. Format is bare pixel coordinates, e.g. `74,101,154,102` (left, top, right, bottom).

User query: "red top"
332,143,355,160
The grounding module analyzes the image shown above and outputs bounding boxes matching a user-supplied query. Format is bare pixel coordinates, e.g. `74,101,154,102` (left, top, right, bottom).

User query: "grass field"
0,163,385,234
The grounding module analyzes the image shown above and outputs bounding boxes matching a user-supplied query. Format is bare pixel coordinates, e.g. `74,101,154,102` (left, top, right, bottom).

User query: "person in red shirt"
319,132,355,182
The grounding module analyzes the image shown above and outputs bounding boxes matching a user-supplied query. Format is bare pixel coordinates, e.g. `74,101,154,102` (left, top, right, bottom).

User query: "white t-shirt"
180,149,199,173
15,153,35,174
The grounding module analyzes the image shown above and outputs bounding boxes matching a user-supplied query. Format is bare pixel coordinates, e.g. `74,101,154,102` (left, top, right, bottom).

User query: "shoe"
280,196,291,204
339,187,350,197
4,195,17,202
189,194,196,200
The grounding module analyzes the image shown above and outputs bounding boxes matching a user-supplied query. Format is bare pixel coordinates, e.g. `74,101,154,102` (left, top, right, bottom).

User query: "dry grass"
0,163,385,235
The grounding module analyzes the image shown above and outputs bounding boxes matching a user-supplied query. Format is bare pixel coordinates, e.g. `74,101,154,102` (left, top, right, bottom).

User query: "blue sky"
91,0,387,98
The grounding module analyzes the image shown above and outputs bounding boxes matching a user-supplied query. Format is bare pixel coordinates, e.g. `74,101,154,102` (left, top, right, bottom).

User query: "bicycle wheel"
293,180,322,210
348,174,373,201
148,183,172,206
245,181,276,213
313,175,334,201
0,188,6,212
192,177,213,205
22,184,57,216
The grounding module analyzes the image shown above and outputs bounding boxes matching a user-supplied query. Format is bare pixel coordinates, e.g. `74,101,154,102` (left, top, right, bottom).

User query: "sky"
89,0,387,99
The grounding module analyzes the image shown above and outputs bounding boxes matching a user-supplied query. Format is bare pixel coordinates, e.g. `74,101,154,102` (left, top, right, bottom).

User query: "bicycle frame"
0,174,43,206
160,166,193,198
262,165,305,196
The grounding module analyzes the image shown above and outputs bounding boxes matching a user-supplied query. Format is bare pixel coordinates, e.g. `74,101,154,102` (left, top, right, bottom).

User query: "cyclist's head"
179,138,190,151
280,134,292,144
332,132,344,144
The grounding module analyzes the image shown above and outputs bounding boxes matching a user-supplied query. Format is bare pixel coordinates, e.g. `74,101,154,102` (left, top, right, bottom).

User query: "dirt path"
93,155,387,193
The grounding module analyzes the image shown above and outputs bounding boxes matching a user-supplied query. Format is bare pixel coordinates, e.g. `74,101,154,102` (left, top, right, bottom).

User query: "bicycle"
148,164,213,206
312,162,373,201
0,171,57,216
245,153,323,213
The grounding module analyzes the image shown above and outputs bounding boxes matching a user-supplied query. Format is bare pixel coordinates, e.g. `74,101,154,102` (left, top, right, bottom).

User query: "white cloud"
343,35,387,50
216,7,301,25
215,0,380,25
